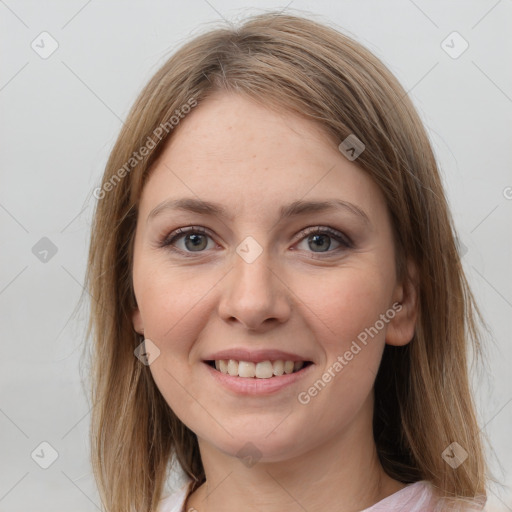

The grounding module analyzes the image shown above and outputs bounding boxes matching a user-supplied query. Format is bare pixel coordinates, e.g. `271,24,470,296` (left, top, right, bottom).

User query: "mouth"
204,359,313,379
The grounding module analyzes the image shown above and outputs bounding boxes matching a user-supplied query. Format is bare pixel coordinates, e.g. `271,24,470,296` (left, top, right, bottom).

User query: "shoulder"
157,481,192,512
362,480,486,512
360,481,437,512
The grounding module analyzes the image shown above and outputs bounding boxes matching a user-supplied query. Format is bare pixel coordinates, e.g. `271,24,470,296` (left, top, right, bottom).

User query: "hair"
83,11,488,512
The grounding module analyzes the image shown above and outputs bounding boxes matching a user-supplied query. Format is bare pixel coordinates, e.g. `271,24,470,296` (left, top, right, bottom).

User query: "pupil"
309,234,330,252
186,234,207,251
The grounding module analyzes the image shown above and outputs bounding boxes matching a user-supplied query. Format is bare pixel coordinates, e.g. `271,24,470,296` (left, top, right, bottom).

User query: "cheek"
289,268,392,437
134,264,218,424
133,262,224,423
134,261,219,350
293,264,394,352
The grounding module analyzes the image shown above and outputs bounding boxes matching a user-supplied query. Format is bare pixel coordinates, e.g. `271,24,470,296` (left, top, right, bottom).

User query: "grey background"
1,0,511,510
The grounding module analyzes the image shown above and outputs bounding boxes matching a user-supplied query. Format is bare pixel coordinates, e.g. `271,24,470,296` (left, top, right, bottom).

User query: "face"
131,91,417,462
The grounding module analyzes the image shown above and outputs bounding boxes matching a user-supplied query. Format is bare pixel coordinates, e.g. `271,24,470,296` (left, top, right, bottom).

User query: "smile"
206,359,313,379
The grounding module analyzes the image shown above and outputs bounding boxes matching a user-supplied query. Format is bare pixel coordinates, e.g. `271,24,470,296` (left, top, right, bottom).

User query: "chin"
203,426,313,465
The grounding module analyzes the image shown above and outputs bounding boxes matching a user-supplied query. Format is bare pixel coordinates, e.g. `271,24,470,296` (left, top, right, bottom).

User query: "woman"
84,12,487,512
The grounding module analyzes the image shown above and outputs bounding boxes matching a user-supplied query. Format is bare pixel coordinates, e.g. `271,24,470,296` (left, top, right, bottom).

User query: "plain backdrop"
1,1,511,510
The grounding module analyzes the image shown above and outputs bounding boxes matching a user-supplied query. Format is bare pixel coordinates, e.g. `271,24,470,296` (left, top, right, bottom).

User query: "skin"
131,91,418,512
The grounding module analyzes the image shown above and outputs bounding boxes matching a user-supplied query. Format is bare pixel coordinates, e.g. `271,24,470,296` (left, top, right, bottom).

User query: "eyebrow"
147,197,371,226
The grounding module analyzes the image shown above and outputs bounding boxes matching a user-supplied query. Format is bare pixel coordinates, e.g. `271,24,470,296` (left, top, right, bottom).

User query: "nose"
217,247,292,332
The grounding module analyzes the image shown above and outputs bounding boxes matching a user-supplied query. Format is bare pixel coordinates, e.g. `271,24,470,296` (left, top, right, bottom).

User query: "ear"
132,307,144,336
386,258,419,346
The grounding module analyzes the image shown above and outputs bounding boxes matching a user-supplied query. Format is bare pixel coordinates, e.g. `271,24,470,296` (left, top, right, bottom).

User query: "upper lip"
203,348,312,363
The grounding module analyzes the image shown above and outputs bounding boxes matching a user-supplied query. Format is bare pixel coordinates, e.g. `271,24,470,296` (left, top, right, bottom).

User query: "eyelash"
159,225,353,258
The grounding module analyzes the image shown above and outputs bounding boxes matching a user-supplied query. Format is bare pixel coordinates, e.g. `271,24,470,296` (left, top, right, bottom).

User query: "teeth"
227,359,239,376
238,361,255,378
255,361,273,378
212,359,307,378
284,361,294,374
273,360,284,376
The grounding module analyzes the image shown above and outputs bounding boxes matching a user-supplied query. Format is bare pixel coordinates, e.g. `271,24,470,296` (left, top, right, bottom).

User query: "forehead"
171,91,334,150
139,92,384,221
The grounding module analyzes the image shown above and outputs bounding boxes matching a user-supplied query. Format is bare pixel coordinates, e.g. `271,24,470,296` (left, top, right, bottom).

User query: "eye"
160,225,352,257
294,226,352,254
160,226,216,254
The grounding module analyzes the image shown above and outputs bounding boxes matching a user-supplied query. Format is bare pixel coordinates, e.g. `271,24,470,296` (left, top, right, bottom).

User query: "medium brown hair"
83,11,487,511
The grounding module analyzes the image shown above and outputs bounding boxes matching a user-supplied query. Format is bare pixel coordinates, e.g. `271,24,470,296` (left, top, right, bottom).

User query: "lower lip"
203,362,314,395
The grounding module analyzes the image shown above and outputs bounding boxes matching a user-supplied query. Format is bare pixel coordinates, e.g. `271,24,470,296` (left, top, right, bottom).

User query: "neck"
185,397,405,512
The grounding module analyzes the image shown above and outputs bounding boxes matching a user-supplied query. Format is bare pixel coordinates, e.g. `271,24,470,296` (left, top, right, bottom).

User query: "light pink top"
157,479,484,511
